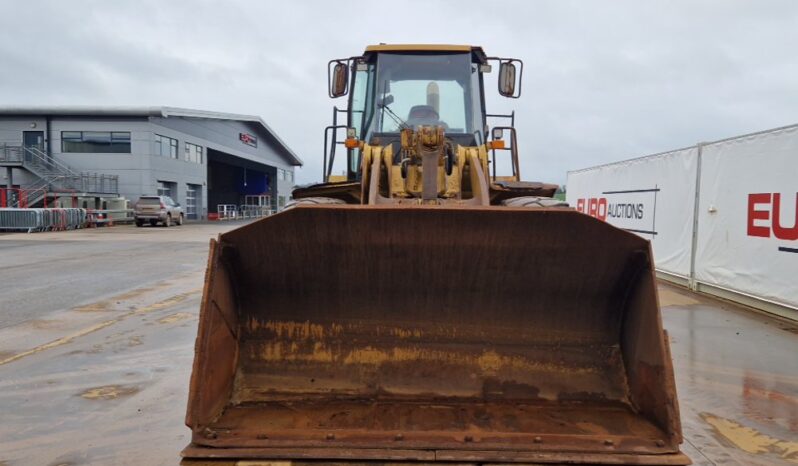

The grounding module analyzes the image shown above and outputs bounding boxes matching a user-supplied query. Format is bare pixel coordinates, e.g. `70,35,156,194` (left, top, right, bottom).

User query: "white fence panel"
566,147,699,278
695,125,798,309
0,208,87,232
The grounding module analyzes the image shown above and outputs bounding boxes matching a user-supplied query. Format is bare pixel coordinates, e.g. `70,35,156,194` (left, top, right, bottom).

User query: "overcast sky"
1,0,796,185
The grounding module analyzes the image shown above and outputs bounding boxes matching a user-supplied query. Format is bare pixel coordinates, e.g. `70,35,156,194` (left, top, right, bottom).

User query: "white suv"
134,195,184,227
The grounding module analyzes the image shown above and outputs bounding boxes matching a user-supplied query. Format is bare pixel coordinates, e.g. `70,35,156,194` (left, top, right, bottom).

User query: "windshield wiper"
377,83,409,131
378,101,409,130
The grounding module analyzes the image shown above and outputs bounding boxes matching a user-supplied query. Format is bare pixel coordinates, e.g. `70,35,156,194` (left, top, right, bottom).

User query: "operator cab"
354,46,488,147
326,45,521,182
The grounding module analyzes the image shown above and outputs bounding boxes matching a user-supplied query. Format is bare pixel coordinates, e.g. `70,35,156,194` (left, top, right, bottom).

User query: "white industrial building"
0,106,302,218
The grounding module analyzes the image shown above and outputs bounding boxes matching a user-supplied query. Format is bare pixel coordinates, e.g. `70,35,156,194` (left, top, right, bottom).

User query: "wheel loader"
183,44,689,465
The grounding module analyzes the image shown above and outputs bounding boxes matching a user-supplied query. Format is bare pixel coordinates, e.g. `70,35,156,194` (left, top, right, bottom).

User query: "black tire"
149,220,158,227
177,214,184,226
135,219,144,227
164,214,171,227
284,197,347,210
501,196,569,208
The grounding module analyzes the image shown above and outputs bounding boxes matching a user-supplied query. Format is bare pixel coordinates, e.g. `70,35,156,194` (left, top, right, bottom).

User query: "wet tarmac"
0,223,796,465
659,286,798,465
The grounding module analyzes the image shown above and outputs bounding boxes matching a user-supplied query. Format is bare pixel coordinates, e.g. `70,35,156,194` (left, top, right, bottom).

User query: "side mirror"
377,94,394,108
492,128,504,140
498,62,516,97
330,61,348,98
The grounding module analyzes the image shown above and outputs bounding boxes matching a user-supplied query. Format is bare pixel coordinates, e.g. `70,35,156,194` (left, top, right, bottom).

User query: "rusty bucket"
183,205,688,465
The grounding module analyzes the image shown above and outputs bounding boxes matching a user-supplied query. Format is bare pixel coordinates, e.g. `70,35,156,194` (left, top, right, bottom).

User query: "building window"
156,180,174,198
286,170,293,183
186,184,200,219
62,131,131,153
277,168,286,181
154,134,178,159
185,142,203,164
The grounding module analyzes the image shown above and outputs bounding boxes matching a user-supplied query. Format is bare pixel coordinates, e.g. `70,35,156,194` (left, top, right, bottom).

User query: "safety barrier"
215,204,275,220
0,208,87,233
86,209,134,227
217,204,239,220
238,205,275,219
0,188,49,208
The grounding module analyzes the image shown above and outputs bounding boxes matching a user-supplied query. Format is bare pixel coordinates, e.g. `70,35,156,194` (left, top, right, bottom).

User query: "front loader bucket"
184,205,687,464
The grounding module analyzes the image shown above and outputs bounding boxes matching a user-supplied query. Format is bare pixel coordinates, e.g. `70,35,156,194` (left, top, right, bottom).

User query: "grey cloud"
1,0,796,185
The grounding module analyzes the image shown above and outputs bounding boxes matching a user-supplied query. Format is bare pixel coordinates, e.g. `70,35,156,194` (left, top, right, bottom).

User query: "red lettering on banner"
588,198,598,217
597,197,607,221
747,193,771,238
772,193,798,241
576,197,608,221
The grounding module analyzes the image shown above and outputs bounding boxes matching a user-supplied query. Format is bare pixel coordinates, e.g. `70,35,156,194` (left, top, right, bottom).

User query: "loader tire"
284,197,347,210
501,196,569,208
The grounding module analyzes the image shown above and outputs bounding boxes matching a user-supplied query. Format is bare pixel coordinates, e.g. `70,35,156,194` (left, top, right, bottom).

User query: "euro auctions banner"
566,148,699,278
695,126,798,308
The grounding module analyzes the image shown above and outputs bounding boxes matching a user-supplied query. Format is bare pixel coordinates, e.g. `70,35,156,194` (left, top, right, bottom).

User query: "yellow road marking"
157,312,194,324
703,413,798,463
0,288,201,366
0,320,117,366
80,384,140,400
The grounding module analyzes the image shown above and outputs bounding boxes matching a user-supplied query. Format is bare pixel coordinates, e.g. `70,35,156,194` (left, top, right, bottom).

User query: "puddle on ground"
73,301,111,312
742,374,798,432
658,287,700,307
86,344,104,354
702,412,798,463
112,286,156,301
30,319,65,329
157,312,194,324
48,457,82,466
128,336,143,346
234,462,292,466
79,384,140,400
71,282,172,312
133,290,199,314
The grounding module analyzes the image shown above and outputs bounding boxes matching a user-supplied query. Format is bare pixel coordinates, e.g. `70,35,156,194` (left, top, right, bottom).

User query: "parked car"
134,195,184,227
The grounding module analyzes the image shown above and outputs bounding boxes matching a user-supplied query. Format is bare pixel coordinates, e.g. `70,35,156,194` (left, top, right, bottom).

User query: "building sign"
747,192,798,253
568,125,798,310
575,187,660,236
567,147,699,279
239,132,258,147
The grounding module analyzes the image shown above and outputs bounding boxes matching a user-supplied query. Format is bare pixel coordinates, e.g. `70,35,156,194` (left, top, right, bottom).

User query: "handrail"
1,143,119,200
487,112,518,181
322,106,349,182
489,126,521,181
3,188,48,208
22,145,78,177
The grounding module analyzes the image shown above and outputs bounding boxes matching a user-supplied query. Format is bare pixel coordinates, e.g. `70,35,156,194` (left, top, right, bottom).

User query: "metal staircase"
0,143,118,207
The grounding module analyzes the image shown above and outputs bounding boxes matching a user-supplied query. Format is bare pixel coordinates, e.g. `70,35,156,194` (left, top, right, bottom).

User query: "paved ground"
0,222,796,465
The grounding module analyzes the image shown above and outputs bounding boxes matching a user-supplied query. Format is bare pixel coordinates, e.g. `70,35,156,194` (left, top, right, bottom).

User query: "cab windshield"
358,52,484,142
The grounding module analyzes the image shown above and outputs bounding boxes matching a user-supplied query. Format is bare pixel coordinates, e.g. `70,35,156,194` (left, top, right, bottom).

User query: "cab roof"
364,44,487,63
